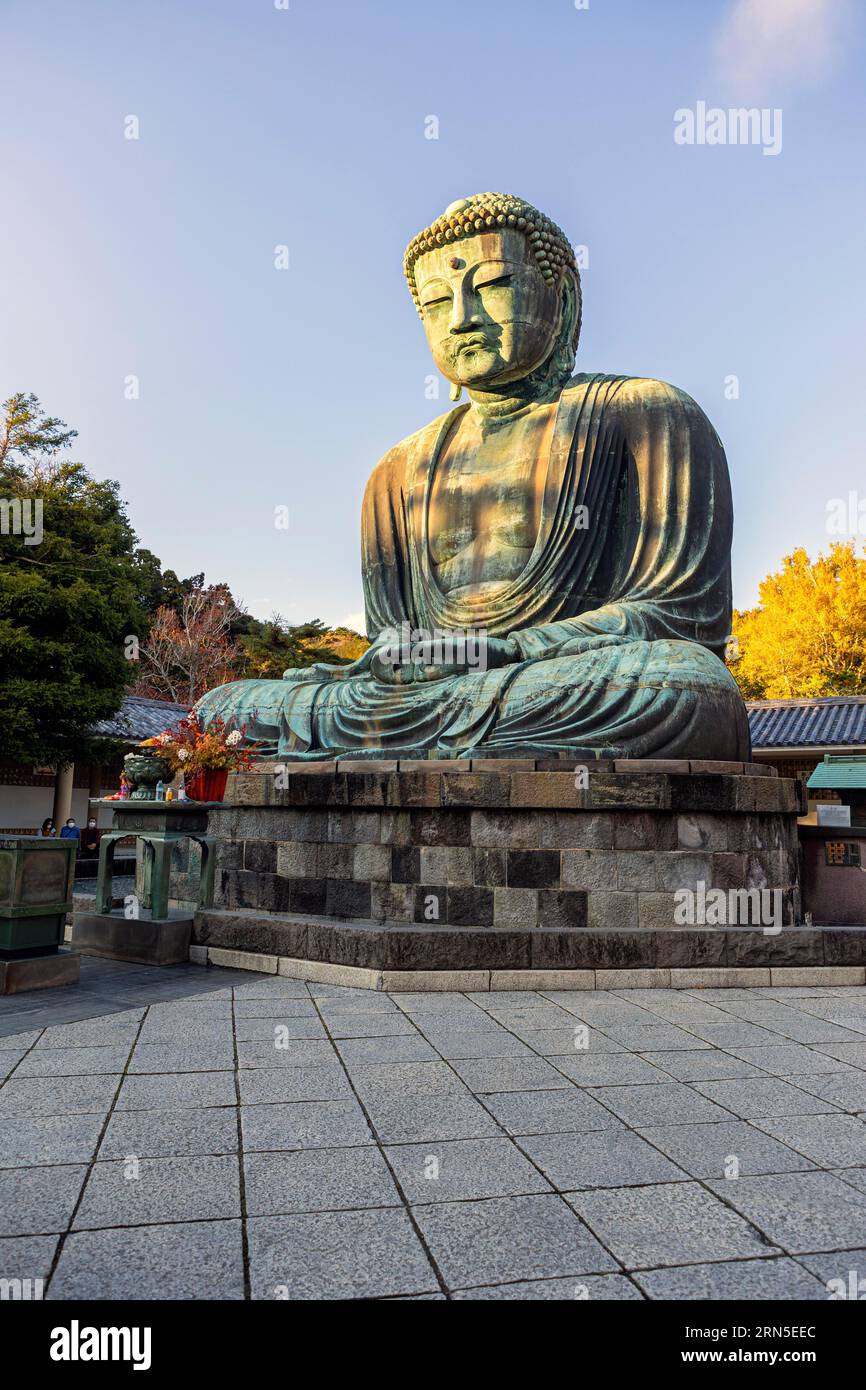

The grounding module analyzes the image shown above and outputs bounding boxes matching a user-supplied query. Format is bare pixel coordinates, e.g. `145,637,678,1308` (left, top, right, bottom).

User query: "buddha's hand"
281,663,345,684
282,645,379,684
553,633,624,658
371,635,520,685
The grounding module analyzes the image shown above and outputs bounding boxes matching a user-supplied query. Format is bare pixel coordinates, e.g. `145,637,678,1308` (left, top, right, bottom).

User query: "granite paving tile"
0,1076,119,1117
0,1113,106,1167
797,1247,866,1293
233,1000,321,1019
479,1087,624,1137
412,1193,619,1287
692,1077,843,1119
452,1273,644,1299
247,1208,438,1300
833,1167,866,1195
812,1043,866,1070
567,1182,775,1268
73,1154,240,1229
235,1039,337,1070
0,1031,44,1050
115,1071,237,1111
683,1023,788,1048
237,1065,352,1106
634,1256,826,1300
348,1061,470,1100
385,1136,552,1204
591,1024,709,1051
48,1220,245,1300
517,1129,688,1190
324,1015,420,1039
233,1015,328,1042
333,1035,439,1067
13,1045,133,1078
34,1018,141,1049
589,1082,732,1127
450,1056,576,1093
515,1028,626,1056
243,1145,401,1216
549,1053,671,1087
638,1050,765,1082
240,1099,373,1152
637,1119,817,1178
128,1042,235,1074
98,1106,239,1160
418,1030,534,1060
361,1093,501,1145
0,1233,58,1283
751,1114,866,1168
721,1044,854,1077
0,1164,88,1236
706,1171,866,1253
6,970,865,1302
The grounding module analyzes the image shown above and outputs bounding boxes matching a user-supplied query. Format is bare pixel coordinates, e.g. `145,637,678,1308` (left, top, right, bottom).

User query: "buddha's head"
404,192,582,396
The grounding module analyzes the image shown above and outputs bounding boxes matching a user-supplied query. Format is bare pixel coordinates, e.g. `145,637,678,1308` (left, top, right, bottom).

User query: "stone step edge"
233,759,778,777
188,945,865,992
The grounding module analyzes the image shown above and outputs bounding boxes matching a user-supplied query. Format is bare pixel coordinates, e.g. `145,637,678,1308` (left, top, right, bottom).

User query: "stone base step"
193,908,866,977
188,945,866,994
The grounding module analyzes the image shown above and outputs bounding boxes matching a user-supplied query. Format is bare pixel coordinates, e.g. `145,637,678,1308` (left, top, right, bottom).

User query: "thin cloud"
714,0,854,92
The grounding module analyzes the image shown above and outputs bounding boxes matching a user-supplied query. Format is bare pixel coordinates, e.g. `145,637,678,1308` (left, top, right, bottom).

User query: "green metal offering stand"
95,801,217,919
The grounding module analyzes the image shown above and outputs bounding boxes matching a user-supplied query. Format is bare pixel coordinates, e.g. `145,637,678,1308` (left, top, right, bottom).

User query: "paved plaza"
2,967,866,1300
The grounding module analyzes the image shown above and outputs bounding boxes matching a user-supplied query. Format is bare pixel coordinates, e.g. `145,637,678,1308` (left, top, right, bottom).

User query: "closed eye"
476,275,513,291
422,294,451,309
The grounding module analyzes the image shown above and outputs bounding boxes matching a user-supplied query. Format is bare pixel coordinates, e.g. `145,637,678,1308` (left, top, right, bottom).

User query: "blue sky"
2,0,864,631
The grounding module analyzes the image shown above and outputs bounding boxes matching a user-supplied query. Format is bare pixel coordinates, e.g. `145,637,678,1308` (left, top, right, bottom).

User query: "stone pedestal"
0,948,80,995
184,758,824,981
72,910,193,966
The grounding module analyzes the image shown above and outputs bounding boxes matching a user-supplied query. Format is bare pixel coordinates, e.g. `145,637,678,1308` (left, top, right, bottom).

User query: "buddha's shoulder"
365,408,462,493
563,372,709,423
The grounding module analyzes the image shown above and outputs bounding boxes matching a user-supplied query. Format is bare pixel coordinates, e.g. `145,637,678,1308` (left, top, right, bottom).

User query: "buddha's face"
415,228,563,389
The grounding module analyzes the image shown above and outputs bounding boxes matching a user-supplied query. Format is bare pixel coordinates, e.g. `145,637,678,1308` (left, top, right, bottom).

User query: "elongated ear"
550,269,581,379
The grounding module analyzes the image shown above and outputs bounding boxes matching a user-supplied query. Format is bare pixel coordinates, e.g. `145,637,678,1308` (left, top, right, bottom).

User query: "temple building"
0,696,188,833
747,695,866,812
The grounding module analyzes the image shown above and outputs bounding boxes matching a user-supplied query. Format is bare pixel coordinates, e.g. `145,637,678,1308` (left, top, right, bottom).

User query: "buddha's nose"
449,287,482,334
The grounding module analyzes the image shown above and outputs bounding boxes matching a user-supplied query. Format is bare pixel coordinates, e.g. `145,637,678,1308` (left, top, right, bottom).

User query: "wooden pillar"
88,764,103,799
52,763,75,826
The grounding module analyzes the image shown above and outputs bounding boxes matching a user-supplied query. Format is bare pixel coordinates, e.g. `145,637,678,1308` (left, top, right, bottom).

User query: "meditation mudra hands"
282,635,521,687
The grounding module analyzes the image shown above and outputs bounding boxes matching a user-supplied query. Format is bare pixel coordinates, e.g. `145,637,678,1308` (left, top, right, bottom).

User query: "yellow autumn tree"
729,543,866,699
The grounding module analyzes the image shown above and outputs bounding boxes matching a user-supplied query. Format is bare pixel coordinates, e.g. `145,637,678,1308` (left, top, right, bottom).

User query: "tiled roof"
747,696,866,750
808,756,866,789
93,696,189,742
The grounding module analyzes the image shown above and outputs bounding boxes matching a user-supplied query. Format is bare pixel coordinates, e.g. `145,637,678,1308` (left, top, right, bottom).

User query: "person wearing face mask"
80,817,102,855
59,817,80,842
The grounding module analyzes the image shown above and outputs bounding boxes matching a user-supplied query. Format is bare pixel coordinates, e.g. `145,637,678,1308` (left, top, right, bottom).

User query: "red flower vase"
184,769,229,803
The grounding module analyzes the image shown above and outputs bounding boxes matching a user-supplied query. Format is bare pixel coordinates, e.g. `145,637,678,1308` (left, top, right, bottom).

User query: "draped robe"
196,373,750,760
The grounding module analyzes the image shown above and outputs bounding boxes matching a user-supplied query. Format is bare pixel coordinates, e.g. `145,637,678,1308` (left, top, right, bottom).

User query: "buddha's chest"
427,407,556,580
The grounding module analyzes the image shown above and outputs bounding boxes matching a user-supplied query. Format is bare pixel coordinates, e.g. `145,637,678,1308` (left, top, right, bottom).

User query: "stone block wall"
199,759,805,934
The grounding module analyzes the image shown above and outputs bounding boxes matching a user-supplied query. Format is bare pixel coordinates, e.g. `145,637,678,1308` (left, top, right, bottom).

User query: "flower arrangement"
140,713,253,777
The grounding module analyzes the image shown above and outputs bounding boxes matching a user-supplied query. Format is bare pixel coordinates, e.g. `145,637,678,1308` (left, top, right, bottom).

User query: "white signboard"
817,803,852,828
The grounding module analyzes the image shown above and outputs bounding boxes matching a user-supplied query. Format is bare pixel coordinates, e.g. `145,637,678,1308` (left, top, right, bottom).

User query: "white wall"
0,786,94,833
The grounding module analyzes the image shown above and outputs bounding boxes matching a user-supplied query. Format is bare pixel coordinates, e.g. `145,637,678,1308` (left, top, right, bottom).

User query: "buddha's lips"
452,336,493,357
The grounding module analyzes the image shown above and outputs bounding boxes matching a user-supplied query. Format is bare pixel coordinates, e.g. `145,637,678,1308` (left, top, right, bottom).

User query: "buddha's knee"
645,639,738,692
195,678,288,731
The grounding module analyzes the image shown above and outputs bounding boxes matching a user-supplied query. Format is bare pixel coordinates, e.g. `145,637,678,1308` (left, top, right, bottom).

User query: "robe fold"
196,373,750,760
